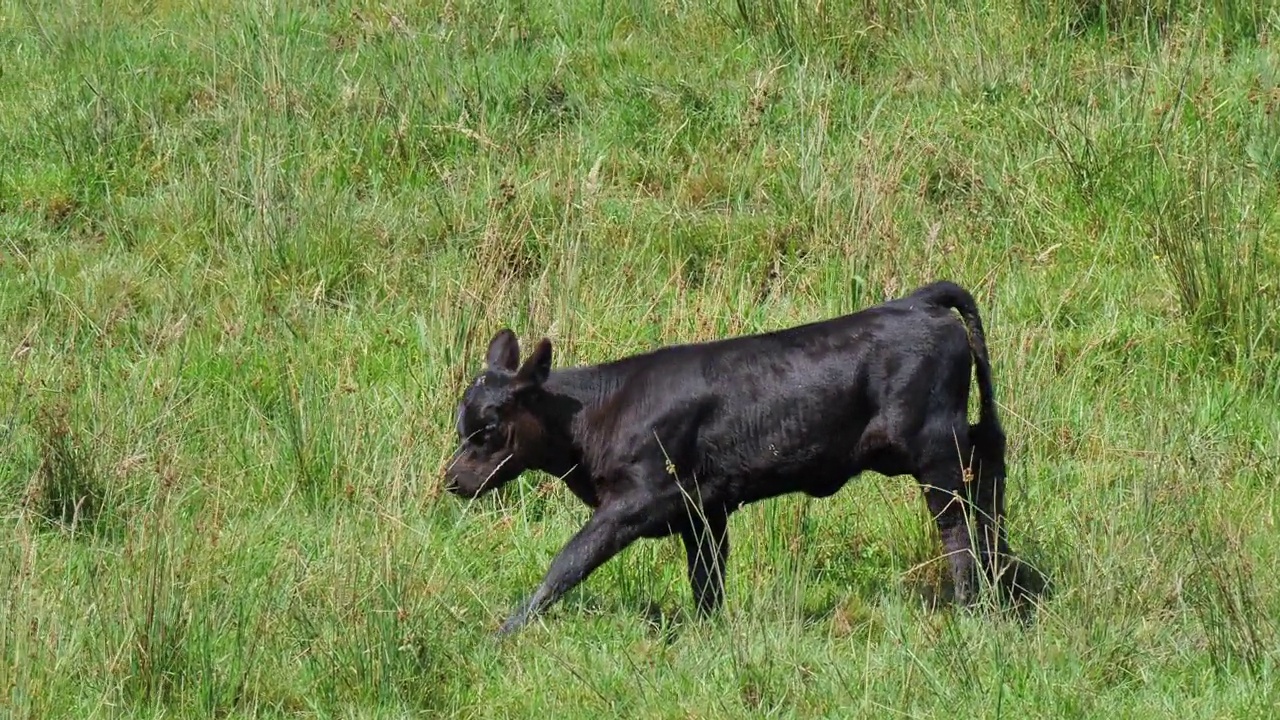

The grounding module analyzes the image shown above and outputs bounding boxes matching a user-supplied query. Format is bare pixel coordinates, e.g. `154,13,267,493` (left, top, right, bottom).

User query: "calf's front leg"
680,507,729,616
497,496,656,636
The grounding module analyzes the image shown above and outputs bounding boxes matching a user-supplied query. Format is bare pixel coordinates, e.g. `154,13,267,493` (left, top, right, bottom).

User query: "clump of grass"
27,403,107,536
112,470,273,715
277,360,350,509
1064,0,1177,42
1143,149,1279,378
723,0,910,75
122,531,193,707
288,529,452,712
1028,0,1267,50
1183,518,1275,679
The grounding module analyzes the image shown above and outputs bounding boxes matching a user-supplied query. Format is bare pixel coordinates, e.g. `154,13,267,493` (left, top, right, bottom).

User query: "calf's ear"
485,329,520,372
514,338,553,389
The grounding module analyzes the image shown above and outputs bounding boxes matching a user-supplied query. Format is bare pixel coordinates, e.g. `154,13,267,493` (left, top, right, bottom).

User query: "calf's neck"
444,280,1044,635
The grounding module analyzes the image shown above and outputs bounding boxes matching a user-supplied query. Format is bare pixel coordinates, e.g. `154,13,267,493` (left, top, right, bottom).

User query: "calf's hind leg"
916,435,1038,607
967,423,1046,603
917,461,984,606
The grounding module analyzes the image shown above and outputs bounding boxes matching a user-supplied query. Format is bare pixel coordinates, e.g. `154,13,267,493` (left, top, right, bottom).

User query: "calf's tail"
909,281,1003,444
910,282,1050,603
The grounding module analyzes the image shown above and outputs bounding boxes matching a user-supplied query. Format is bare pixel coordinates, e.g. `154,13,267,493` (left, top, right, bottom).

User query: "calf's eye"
471,421,499,446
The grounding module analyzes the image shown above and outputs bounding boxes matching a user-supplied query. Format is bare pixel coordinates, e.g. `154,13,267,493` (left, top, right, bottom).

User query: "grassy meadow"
2,0,1280,716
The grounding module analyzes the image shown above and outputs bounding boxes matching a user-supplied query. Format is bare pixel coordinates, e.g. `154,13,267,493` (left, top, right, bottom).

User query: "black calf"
444,280,1043,634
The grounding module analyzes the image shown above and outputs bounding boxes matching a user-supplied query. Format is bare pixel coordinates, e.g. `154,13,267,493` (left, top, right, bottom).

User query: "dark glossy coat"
445,280,1044,634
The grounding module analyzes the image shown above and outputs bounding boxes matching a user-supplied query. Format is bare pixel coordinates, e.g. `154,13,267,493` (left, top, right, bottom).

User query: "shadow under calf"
443,280,1048,635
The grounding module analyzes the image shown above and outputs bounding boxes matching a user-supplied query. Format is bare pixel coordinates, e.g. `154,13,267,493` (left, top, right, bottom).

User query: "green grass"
3,0,1279,716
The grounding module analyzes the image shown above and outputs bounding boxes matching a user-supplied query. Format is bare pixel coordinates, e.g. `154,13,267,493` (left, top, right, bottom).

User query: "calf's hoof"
494,617,525,638
1003,559,1052,604
493,600,536,638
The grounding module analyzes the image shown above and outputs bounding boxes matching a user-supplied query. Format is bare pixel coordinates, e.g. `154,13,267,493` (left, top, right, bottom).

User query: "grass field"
3,0,1279,716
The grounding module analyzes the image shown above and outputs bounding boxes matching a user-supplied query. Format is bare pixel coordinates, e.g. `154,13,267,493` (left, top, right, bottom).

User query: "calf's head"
443,329,553,498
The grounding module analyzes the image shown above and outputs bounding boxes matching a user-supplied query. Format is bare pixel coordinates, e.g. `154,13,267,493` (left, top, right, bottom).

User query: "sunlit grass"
1,0,1278,716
